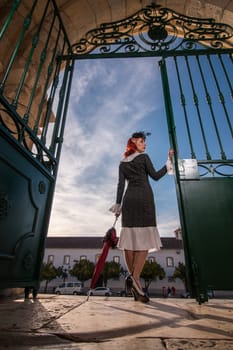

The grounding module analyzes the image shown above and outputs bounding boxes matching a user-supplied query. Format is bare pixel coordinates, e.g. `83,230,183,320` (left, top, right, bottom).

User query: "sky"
47,57,181,238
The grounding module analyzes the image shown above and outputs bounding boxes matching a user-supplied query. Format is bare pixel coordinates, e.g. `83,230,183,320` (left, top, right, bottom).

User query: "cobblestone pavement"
0,294,232,349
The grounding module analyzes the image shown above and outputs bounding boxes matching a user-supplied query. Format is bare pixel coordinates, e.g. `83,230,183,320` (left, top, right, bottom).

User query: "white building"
42,232,186,296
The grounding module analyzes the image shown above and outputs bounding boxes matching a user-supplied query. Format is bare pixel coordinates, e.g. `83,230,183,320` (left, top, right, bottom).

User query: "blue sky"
47,57,181,237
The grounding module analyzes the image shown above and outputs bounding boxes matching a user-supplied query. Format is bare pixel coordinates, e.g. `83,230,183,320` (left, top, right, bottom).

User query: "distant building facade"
41,234,185,296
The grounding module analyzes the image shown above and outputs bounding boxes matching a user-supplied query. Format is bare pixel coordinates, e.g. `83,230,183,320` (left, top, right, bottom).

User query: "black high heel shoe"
131,276,150,303
125,275,137,301
132,287,149,303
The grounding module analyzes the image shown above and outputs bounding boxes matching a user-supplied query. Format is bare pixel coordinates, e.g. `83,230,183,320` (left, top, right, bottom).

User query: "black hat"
131,131,151,139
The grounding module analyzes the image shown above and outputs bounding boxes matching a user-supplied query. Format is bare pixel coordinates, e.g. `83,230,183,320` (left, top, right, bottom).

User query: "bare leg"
124,250,148,282
124,250,134,275
124,249,149,302
131,250,148,290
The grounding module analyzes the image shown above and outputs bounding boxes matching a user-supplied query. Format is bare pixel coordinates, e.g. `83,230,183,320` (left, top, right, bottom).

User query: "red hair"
123,138,137,158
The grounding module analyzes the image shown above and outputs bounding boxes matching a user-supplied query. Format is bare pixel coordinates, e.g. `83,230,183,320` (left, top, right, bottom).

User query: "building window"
166,257,174,267
113,256,120,264
80,255,87,260
148,256,155,263
47,255,54,263
63,255,70,265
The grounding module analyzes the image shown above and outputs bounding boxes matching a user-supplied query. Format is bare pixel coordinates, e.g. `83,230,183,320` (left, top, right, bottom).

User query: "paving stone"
165,339,233,350
0,295,232,349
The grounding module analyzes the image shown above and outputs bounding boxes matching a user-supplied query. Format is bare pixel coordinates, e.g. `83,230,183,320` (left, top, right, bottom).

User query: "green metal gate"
0,2,232,301
160,53,233,303
0,0,74,295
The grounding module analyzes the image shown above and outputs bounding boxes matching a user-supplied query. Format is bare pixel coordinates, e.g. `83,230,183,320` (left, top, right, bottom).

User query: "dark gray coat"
116,153,167,227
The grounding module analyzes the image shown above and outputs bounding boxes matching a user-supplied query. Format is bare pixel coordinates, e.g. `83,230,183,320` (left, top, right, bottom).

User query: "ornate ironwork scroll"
71,4,233,58
0,104,57,173
198,162,233,177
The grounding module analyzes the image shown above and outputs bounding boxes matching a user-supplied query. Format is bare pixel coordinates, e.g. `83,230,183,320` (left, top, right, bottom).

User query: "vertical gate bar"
49,53,71,156
0,0,21,41
33,13,60,133
35,23,62,136
51,0,71,48
218,54,233,99
40,57,61,146
12,0,51,109
184,56,211,160
23,10,57,124
206,54,233,138
159,57,193,295
40,0,73,147
229,53,233,64
0,0,38,93
53,59,74,177
174,56,196,159
196,55,226,160
159,59,179,164
41,37,67,147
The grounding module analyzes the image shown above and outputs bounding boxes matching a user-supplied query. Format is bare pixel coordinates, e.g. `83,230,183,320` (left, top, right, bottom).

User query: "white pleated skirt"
117,226,162,253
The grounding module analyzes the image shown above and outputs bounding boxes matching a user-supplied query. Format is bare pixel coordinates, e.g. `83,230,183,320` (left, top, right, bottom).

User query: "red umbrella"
88,218,118,292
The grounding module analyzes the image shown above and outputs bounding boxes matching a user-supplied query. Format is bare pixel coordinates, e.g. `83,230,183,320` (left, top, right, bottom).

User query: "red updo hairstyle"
123,138,137,158
123,131,151,158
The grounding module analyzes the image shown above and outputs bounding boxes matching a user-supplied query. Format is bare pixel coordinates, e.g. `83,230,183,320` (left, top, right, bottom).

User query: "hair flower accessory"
131,131,151,139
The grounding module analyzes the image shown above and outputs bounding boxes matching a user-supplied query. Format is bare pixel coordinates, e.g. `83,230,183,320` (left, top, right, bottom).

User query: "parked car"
87,287,112,296
54,282,83,295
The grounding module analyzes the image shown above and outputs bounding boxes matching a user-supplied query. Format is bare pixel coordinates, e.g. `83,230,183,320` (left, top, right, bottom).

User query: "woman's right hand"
168,149,174,160
109,204,121,216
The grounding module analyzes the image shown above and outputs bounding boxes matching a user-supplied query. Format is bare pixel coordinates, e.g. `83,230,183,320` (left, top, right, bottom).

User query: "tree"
173,262,188,291
69,259,95,284
56,266,69,282
141,260,165,292
40,262,59,293
102,261,121,287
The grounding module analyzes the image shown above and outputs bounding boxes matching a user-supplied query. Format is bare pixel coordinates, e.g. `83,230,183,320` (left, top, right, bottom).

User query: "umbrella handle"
113,216,118,227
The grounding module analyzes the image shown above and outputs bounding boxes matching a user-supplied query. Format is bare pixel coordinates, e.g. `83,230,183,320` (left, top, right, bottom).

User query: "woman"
110,131,174,303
